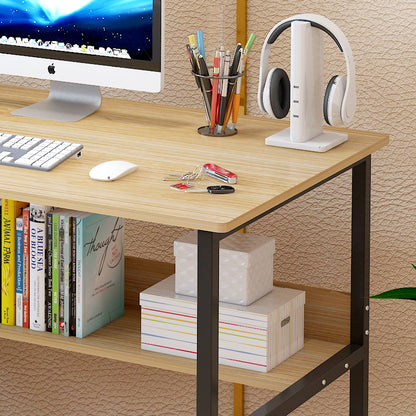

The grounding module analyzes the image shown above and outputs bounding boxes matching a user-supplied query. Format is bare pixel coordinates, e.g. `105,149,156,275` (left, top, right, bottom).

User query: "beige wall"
1,0,416,415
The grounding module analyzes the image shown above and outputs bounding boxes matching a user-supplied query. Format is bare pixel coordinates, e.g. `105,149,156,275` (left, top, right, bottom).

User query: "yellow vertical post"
236,0,248,115
234,383,245,416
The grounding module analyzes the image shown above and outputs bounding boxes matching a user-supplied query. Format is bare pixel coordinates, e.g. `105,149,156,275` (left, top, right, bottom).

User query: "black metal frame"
196,156,371,416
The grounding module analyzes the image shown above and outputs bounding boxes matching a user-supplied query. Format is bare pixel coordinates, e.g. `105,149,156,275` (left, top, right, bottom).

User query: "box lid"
140,275,305,320
174,231,275,259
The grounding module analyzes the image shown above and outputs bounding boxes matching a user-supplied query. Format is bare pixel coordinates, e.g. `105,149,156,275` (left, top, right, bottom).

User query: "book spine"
63,216,71,337
58,215,65,334
15,216,23,327
75,217,83,338
69,217,76,336
22,207,30,328
2,199,27,326
0,200,2,323
29,204,50,331
45,212,53,332
52,213,59,334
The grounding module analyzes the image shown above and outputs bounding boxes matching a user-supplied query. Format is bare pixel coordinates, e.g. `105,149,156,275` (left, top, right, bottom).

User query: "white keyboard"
0,132,83,171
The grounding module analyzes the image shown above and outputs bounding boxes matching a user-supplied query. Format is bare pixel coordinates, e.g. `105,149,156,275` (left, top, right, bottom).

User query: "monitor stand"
11,81,102,122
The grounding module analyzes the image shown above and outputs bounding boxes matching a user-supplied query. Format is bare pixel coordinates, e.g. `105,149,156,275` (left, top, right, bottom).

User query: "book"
22,208,30,328
2,199,28,326
15,215,23,327
69,217,77,336
59,214,65,334
76,214,124,338
45,212,53,331
51,211,59,334
29,203,52,331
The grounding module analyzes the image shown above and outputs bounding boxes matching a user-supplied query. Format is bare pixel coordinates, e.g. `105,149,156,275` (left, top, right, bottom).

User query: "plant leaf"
370,287,416,301
412,263,416,271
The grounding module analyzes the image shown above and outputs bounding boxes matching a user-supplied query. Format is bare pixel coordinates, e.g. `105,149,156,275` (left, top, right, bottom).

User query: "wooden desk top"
0,85,388,232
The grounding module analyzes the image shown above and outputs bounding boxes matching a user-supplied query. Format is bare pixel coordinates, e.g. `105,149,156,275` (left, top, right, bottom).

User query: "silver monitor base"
12,81,102,122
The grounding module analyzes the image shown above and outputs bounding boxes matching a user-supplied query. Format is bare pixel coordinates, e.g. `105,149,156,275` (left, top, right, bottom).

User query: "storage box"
174,231,275,305
140,275,305,372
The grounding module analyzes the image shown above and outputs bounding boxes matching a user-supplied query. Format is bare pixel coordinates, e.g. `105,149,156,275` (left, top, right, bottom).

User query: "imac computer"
0,0,163,122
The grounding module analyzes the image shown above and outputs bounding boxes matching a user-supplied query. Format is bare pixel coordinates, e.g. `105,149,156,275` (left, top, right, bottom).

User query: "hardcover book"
22,208,30,328
2,199,28,326
76,214,124,338
15,215,23,327
46,212,53,331
29,203,52,331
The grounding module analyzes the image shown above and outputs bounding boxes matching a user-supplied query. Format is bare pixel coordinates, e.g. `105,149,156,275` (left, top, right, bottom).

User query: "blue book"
15,215,23,327
76,213,124,338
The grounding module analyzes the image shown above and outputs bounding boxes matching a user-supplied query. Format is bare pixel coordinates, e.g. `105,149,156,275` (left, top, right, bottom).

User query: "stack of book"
0,199,125,338
140,275,305,372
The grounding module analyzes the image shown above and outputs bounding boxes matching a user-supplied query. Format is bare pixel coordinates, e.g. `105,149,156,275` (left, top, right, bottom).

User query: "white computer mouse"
89,160,138,181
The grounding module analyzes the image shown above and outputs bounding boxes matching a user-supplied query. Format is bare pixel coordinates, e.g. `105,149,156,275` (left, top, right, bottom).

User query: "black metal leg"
350,156,371,416
197,230,220,416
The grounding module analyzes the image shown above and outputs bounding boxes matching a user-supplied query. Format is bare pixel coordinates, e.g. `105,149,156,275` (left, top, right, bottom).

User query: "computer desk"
0,84,388,415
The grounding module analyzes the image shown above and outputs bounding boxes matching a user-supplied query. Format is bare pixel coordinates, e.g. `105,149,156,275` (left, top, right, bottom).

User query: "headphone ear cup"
324,75,347,126
262,68,290,119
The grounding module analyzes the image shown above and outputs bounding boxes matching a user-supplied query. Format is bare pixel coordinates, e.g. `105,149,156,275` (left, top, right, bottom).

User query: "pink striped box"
140,275,305,372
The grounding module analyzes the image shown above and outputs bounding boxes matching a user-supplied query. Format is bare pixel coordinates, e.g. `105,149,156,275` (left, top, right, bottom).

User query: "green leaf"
370,287,416,301
412,263,416,271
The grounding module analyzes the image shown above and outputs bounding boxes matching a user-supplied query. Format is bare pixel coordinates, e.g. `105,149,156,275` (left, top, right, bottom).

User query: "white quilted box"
174,231,275,305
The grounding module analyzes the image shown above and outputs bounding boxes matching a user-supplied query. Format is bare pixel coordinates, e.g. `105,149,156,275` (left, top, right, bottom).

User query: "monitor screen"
0,0,161,72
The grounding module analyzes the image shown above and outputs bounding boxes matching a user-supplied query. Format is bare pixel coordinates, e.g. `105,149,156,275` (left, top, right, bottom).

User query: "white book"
29,204,52,331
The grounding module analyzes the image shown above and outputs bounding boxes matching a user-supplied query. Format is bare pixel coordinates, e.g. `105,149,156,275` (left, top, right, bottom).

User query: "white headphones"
258,14,356,126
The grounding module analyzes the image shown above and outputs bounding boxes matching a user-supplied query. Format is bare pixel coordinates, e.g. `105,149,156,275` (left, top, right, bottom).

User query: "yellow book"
2,199,28,325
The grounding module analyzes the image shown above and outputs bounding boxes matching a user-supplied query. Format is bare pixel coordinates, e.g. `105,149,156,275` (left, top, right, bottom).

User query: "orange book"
1,199,28,325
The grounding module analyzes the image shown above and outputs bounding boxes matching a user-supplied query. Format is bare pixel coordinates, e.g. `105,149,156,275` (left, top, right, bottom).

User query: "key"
185,185,235,194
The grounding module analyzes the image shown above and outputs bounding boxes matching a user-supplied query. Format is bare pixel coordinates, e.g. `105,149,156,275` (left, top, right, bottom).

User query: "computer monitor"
0,0,163,122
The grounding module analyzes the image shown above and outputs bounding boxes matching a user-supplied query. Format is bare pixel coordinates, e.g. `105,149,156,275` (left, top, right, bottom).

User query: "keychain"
185,185,235,194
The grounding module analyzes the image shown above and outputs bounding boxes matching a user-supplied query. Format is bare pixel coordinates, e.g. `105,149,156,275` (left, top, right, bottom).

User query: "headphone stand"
265,21,347,152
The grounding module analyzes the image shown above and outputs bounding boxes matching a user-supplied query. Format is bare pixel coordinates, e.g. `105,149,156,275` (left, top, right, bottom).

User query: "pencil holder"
192,70,244,137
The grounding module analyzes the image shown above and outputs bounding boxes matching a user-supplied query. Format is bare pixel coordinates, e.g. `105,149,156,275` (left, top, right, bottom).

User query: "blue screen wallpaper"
0,0,153,60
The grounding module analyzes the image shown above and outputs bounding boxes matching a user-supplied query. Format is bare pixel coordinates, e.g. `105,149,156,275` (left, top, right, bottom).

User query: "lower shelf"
0,257,350,392
0,309,346,392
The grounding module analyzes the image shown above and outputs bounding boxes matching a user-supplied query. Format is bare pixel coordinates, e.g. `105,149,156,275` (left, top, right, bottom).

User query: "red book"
22,207,30,328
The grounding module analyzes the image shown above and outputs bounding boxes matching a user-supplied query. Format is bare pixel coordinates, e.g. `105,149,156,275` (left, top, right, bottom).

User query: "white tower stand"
265,21,347,152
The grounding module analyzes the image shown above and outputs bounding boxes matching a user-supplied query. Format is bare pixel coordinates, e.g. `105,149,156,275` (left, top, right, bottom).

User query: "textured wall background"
1,0,415,415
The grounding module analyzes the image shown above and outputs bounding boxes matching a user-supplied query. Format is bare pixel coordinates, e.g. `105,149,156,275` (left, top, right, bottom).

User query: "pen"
217,46,225,124
210,51,220,134
217,50,230,134
226,43,242,103
186,44,201,89
188,34,200,70
186,43,209,122
198,54,212,109
196,30,206,60
232,34,256,129
232,49,245,129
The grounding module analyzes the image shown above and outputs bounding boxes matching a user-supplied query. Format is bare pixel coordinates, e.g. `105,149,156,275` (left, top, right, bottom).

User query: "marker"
217,46,225,125
196,30,206,60
188,34,200,70
232,49,245,129
210,51,220,133
217,50,230,134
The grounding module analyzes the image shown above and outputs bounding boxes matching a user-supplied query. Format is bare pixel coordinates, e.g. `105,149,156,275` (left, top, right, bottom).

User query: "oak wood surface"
0,84,388,232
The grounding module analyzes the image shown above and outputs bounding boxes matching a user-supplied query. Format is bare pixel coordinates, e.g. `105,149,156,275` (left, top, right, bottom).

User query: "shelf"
0,309,345,391
0,257,350,392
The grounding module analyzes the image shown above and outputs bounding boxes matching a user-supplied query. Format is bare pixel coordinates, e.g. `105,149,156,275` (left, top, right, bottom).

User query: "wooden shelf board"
0,308,345,391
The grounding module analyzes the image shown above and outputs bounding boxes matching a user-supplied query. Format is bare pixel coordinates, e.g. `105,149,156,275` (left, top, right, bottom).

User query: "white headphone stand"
265,21,347,152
